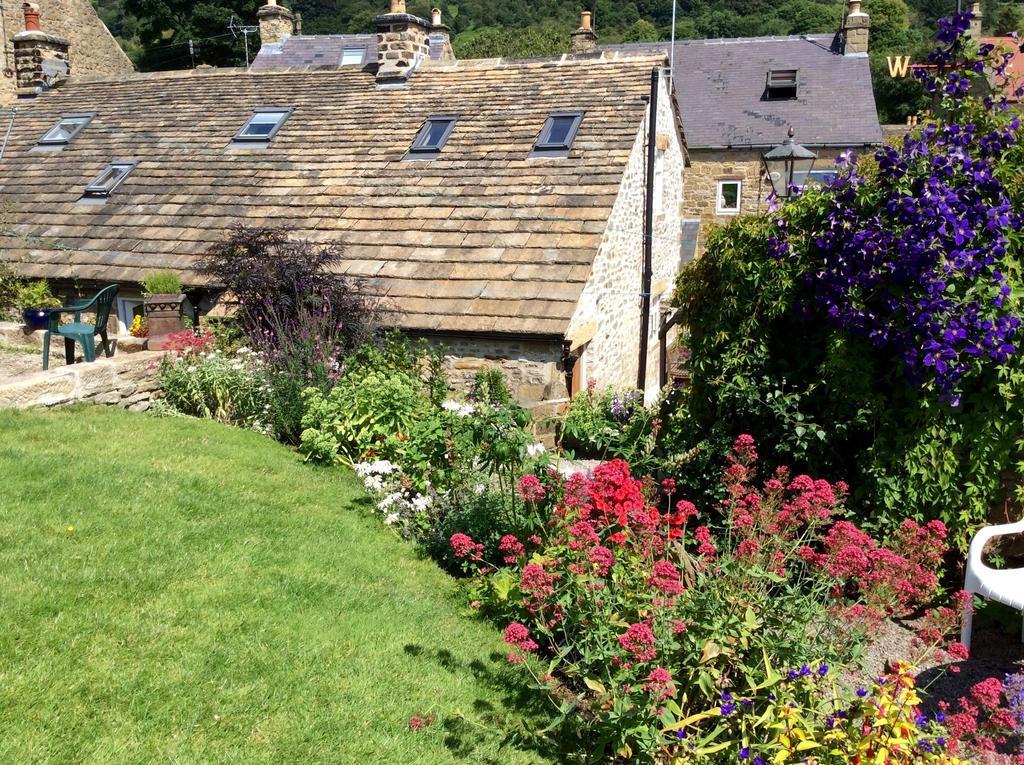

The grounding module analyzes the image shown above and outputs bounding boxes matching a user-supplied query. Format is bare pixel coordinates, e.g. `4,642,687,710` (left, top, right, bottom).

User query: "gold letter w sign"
887,55,912,78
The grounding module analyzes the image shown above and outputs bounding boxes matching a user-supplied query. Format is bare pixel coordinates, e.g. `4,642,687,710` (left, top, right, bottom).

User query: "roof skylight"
341,46,365,66
530,112,584,158
38,113,94,145
765,69,798,100
233,108,292,143
406,116,458,159
83,160,137,197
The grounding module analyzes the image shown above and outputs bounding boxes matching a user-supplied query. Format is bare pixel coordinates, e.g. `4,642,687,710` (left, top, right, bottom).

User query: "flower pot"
22,308,52,332
144,293,185,351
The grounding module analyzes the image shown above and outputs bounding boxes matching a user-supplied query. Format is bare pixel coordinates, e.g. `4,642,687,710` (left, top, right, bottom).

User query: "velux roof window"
233,108,291,143
406,116,457,159
530,112,583,158
37,113,94,146
765,69,799,100
341,46,365,66
83,160,136,198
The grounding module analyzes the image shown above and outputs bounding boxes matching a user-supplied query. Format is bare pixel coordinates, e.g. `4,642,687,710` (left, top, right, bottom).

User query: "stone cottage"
0,1,133,104
600,2,884,250
0,0,686,416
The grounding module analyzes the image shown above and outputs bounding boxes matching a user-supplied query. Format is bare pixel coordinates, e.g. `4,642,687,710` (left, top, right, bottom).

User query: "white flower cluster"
441,400,476,417
526,442,546,458
355,460,434,539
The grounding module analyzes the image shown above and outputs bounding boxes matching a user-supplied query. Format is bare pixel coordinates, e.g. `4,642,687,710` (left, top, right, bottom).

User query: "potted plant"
18,280,63,331
142,270,184,351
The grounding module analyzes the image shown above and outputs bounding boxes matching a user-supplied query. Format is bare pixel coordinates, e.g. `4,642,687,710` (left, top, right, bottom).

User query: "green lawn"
0,407,548,764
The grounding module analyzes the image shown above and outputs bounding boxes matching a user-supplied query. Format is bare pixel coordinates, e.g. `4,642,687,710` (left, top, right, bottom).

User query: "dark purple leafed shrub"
200,225,376,442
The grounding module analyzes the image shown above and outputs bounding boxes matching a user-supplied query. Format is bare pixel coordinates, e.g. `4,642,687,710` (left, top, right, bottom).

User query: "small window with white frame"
233,108,292,143
341,46,365,66
38,113,94,146
716,179,742,215
83,160,137,198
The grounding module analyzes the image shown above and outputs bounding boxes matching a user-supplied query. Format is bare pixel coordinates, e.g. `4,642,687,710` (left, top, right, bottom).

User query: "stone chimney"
374,0,431,85
429,7,455,62
842,0,870,56
969,2,983,40
13,3,70,97
570,10,598,55
258,0,295,47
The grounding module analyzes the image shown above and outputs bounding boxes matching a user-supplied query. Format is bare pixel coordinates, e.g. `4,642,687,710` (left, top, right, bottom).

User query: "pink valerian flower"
519,563,554,598
498,534,525,564
732,434,758,464
450,533,484,560
588,545,615,577
644,667,676,702
736,538,761,561
694,525,717,558
618,622,657,663
503,622,539,653
672,619,687,634
660,478,677,496
647,560,684,595
567,520,600,550
970,678,1005,711
518,474,547,502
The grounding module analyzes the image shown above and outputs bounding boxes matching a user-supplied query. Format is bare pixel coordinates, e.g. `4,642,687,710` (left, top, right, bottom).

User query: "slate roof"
250,34,379,71
0,53,664,338
607,35,883,149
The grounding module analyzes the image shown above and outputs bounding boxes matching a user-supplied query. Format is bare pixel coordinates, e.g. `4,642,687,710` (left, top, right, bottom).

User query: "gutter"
636,66,659,392
693,141,881,151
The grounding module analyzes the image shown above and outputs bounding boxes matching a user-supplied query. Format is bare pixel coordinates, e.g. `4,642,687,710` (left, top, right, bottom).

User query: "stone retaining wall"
0,351,162,410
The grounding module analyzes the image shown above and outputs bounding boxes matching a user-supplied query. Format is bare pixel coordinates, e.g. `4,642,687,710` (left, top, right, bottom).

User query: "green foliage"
141,269,181,296
0,263,22,318
15,279,62,310
156,347,274,434
560,386,659,473
665,87,1024,547
452,22,568,59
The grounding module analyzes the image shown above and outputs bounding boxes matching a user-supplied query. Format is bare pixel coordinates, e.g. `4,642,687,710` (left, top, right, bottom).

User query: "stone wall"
0,350,162,410
683,147,850,246
566,69,685,402
1,0,133,104
420,333,567,438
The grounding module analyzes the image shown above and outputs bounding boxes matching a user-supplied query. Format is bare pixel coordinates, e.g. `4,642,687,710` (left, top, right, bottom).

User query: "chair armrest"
968,518,1024,568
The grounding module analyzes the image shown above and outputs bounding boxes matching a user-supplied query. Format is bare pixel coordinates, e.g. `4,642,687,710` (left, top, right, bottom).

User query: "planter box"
144,294,185,351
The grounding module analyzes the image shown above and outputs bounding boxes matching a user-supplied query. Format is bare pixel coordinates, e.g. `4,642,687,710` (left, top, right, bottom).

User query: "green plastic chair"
42,285,119,370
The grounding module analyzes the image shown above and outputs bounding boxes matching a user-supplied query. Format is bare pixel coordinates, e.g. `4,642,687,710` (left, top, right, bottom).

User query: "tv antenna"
229,16,259,66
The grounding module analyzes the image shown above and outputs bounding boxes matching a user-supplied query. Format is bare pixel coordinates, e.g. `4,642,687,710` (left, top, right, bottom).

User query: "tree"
123,0,252,69
621,18,659,42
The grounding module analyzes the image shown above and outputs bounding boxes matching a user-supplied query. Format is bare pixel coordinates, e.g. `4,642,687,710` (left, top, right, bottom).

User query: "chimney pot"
391,0,407,13
581,11,592,31
432,7,442,25
23,2,41,32
848,0,861,13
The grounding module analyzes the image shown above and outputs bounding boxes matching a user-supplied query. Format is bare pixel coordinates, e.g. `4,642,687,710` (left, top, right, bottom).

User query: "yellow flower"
66,526,74,532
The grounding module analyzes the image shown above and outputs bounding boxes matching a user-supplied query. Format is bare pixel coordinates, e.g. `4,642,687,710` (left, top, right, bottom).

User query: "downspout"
636,66,659,392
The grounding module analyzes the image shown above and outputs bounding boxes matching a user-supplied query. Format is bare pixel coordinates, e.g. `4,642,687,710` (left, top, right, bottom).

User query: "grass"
0,407,549,764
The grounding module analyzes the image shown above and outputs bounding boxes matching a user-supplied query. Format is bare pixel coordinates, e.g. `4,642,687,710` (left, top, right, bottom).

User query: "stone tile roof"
0,53,664,338
250,34,379,70
606,35,883,149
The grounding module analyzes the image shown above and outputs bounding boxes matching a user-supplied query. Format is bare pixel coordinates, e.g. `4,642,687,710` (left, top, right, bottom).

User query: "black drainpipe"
636,66,659,392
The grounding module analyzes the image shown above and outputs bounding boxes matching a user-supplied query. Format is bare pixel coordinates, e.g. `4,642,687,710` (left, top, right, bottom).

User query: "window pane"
41,116,88,143
546,116,576,147
238,111,288,139
342,47,364,65
423,120,450,148
720,182,740,210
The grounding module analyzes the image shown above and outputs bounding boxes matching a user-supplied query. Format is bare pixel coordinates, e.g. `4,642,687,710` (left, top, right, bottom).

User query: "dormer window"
765,69,798,100
83,160,136,198
406,116,457,159
341,47,365,66
530,112,584,158
38,113,94,146
233,108,291,144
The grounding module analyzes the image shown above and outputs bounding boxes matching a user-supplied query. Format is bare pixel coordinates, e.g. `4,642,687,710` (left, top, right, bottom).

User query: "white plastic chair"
961,517,1024,651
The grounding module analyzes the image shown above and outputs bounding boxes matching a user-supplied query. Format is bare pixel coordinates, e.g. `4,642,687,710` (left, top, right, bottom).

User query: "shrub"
560,384,660,473
16,279,61,310
0,263,20,317
665,19,1024,546
457,436,967,762
200,225,375,442
141,270,182,296
157,344,273,435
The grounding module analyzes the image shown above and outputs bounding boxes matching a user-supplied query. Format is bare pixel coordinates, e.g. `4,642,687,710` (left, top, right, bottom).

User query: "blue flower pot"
22,308,52,332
